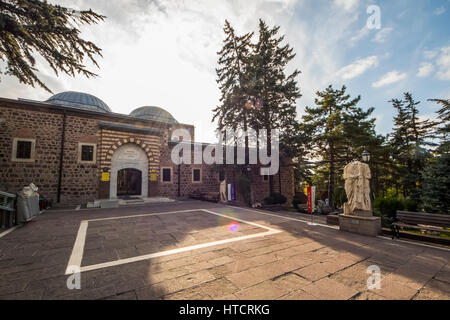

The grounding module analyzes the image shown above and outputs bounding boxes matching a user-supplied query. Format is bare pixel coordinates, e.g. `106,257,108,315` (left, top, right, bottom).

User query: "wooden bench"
0,191,17,229
391,211,450,240
189,191,219,203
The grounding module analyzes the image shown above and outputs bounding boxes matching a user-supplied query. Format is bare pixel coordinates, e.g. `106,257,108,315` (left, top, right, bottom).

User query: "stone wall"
0,105,63,202
158,142,295,205
0,100,295,206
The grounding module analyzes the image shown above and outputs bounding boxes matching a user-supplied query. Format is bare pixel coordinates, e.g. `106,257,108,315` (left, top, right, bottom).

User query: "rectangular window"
16,141,32,159
12,138,35,162
192,168,201,182
263,174,269,181
162,168,172,182
78,143,97,164
81,145,94,162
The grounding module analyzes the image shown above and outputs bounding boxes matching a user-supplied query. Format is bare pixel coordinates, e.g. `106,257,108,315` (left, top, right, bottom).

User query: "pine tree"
420,98,450,214
429,98,450,154
247,19,301,194
0,0,105,92
421,153,450,214
213,20,253,162
389,93,436,200
301,85,368,209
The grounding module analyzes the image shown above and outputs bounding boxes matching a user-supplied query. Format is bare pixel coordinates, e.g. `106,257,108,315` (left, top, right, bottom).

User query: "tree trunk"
328,143,335,210
268,127,274,194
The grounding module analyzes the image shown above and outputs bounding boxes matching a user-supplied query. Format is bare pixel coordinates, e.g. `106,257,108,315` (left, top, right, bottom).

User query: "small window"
12,138,35,162
81,145,94,162
162,168,172,182
78,143,96,164
192,168,201,183
16,141,32,159
263,174,269,181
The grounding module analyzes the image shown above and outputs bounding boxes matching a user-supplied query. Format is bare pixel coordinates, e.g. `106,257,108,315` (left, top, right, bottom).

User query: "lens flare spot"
228,221,239,232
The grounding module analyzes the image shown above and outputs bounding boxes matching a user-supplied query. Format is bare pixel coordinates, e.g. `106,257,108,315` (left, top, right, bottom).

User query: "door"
117,168,142,197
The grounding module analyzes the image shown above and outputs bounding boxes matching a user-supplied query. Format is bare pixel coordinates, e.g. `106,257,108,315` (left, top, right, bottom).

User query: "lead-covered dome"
46,91,111,113
130,106,178,124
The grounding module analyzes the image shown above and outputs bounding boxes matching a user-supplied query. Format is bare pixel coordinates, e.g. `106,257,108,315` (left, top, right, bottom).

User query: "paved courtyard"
0,201,449,300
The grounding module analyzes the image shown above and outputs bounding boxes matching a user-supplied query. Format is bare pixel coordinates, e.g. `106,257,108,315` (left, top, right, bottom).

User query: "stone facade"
0,97,294,206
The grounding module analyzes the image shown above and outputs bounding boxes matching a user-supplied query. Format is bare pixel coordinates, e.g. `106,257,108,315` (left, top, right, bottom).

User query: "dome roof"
46,91,111,113
130,106,178,124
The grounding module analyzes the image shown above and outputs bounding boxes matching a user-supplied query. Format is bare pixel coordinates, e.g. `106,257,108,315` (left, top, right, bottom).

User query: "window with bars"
81,145,94,162
193,168,201,182
162,168,172,182
16,140,32,159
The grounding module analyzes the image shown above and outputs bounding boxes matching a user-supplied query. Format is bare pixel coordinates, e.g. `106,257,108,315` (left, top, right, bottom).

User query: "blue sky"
1,0,449,142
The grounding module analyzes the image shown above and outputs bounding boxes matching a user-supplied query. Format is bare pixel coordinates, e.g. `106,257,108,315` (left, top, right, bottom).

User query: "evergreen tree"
420,98,450,214
300,85,375,209
212,20,253,161
421,153,450,214
389,93,436,200
247,19,301,193
429,98,450,154
0,0,105,92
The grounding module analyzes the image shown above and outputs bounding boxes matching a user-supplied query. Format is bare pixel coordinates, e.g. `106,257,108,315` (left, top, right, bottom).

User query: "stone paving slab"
0,201,449,300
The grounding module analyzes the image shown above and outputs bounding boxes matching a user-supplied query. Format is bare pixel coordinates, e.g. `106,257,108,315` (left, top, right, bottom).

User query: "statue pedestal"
339,214,381,237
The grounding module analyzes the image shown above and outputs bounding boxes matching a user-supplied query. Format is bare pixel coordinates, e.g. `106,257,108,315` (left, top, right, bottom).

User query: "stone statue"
220,180,227,202
343,161,372,216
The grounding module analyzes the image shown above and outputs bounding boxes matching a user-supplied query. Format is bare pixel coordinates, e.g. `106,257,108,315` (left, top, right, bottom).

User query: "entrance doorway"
110,143,148,199
117,168,142,197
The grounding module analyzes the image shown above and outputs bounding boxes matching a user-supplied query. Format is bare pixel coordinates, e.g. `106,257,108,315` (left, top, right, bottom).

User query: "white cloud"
416,62,435,78
436,46,450,80
333,0,359,11
372,27,393,43
424,49,439,59
434,6,446,16
350,26,370,44
336,56,378,80
372,71,407,88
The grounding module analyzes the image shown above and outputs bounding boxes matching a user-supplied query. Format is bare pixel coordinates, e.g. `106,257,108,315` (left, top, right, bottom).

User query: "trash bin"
17,183,40,223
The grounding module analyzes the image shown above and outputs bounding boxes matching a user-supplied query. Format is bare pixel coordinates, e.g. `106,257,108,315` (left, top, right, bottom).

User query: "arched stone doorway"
110,143,148,199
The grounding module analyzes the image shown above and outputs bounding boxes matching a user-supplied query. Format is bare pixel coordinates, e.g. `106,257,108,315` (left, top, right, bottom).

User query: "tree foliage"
300,85,381,209
429,98,450,154
389,93,436,200
0,0,105,92
213,20,253,136
421,153,450,214
213,19,301,194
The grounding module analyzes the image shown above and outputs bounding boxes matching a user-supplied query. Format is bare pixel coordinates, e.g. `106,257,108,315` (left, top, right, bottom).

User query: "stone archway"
110,143,148,199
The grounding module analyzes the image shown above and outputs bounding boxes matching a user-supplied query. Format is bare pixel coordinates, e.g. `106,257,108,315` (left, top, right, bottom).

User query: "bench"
0,191,17,229
189,191,220,203
391,211,450,240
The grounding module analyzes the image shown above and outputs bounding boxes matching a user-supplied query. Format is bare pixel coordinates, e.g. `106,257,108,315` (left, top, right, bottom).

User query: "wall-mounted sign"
101,172,110,182
150,173,158,181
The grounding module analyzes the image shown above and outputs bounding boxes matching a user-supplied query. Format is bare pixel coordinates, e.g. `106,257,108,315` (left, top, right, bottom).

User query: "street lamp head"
362,150,370,163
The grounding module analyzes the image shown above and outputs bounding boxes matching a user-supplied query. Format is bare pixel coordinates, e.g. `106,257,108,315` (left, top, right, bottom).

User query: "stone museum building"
0,91,294,206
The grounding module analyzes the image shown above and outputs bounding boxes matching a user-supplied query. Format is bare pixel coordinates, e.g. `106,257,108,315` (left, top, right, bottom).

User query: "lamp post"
361,150,373,209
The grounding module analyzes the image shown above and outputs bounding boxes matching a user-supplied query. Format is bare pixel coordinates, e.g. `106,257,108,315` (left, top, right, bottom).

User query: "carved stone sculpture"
343,161,372,216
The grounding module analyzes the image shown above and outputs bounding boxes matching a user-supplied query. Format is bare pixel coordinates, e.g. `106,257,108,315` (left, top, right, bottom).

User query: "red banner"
307,186,312,214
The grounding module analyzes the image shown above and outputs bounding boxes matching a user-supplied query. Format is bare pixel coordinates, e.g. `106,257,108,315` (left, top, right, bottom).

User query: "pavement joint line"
65,208,282,275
